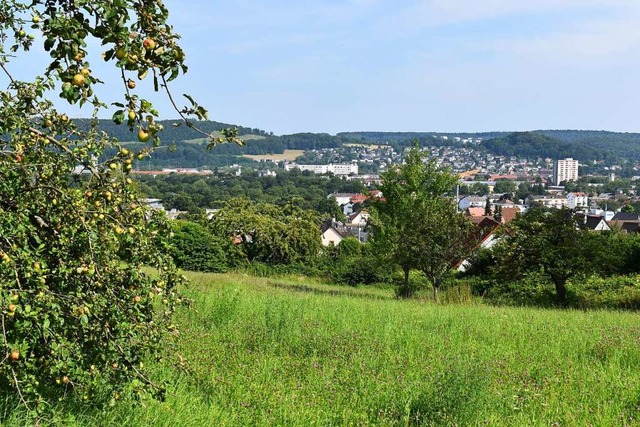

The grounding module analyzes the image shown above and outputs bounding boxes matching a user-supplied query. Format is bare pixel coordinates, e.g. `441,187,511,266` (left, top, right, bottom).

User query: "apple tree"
0,0,235,409
370,144,474,299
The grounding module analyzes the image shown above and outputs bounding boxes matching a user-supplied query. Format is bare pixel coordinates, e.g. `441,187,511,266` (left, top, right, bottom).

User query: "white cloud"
386,0,640,29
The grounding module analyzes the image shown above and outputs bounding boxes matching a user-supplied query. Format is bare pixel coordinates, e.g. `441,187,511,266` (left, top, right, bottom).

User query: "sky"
6,0,640,135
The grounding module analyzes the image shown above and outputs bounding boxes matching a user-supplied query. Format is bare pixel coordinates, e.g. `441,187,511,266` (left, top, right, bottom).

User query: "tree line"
139,171,365,215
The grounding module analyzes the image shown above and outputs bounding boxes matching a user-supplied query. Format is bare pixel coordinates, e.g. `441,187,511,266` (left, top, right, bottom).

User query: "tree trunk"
433,285,439,303
401,268,411,298
553,279,568,304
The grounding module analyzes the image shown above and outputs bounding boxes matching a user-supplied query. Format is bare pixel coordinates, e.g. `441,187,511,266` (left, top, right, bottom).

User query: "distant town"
131,131,640,227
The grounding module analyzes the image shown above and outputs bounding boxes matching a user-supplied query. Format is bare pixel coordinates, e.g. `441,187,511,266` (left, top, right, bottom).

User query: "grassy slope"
10,273,640,426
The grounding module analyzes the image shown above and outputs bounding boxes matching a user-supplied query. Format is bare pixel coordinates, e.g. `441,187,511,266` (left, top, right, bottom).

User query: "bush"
459,248,496,278
333,254,393,286
392,271,429,298
169,221,228,273
572,275,640,310
337,237,362,258
482,273,558,307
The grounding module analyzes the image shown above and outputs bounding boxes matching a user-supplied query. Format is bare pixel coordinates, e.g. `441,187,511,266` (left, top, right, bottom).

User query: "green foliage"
493,179,517,195
492,208,591,302
332,253,392,286
371,143,473,299
210,198,322,265
0,0,220,410
337,237,362,258
168,221,228,273
138,172,366,213
483,132,601,161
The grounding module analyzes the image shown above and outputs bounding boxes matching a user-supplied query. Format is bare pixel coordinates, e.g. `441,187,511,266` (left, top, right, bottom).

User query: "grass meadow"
5,272,640,426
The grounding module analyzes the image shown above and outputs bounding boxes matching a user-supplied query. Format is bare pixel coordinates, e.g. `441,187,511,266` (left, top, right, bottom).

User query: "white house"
285,163,358,176
347,211,369,228
567,192,589,209
584,215,611,231
528,195,567,209
346,211,370,242
458,196,487,211
457,229,501,272
321,221,355,246
330,193,357,206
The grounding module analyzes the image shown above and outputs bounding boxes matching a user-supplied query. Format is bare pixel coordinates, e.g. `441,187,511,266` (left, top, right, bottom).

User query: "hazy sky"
7,0,640,135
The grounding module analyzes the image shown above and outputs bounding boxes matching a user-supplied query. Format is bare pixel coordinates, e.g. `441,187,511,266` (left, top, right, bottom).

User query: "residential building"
567,192,589,209
458,196,487,211
552,158,579,185
321,221,355,246
285,163,358,176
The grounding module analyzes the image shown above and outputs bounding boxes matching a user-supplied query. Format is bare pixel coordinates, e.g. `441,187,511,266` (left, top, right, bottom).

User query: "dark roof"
470,215,498,227
584,215,606,230
611,212,640,221
321,220,355,238
620,222,640,233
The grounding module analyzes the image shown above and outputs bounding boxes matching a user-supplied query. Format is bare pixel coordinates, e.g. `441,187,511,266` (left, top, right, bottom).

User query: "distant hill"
74,118,270,143
338,130,640,162
336,131,508,143
481,132,603,162
79,120,640,165
83,119,355,168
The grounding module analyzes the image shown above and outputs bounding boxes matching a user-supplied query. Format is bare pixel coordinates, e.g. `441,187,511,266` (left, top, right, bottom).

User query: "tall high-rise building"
553,158,579,185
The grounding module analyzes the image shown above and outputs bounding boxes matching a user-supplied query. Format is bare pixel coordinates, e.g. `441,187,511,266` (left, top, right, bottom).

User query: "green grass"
6,272,640,425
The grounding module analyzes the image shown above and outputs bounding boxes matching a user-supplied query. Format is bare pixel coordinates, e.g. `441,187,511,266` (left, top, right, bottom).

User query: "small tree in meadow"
370,144,473,300
492,207,590,302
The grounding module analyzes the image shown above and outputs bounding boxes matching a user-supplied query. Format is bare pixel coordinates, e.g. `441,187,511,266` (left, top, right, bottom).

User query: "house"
583,215,611,231
458,196,487,211
567,192,589,209
457,218,502,272
528,195,567,209
350,194,368,205
330,193,357,206
467,207,486,217
611,212,640,222
470,216,501,232
369,190,383,199
321,220,355,246
141,198,165,210
342,201,355,216
346,211,370,242
499,206,521,224
609,212,640,233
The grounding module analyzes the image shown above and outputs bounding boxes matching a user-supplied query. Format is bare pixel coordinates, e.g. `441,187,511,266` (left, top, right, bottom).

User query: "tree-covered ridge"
481,132,602,161
536,130,640,161
337,131,507,142
95,121,640,166
86,119,351,153
74,118,270,142
339,129,640,162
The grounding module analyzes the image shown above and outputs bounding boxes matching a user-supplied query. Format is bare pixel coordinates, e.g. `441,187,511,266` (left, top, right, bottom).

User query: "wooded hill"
82,119,640,166
339,130,640,162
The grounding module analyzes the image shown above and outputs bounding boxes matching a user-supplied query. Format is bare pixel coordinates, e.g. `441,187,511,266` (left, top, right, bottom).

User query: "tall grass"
4,272,640,425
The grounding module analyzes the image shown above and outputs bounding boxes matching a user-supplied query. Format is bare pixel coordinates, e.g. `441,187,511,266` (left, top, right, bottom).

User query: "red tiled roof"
500,207,520,224
350,194,368,204
468,207,485,217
